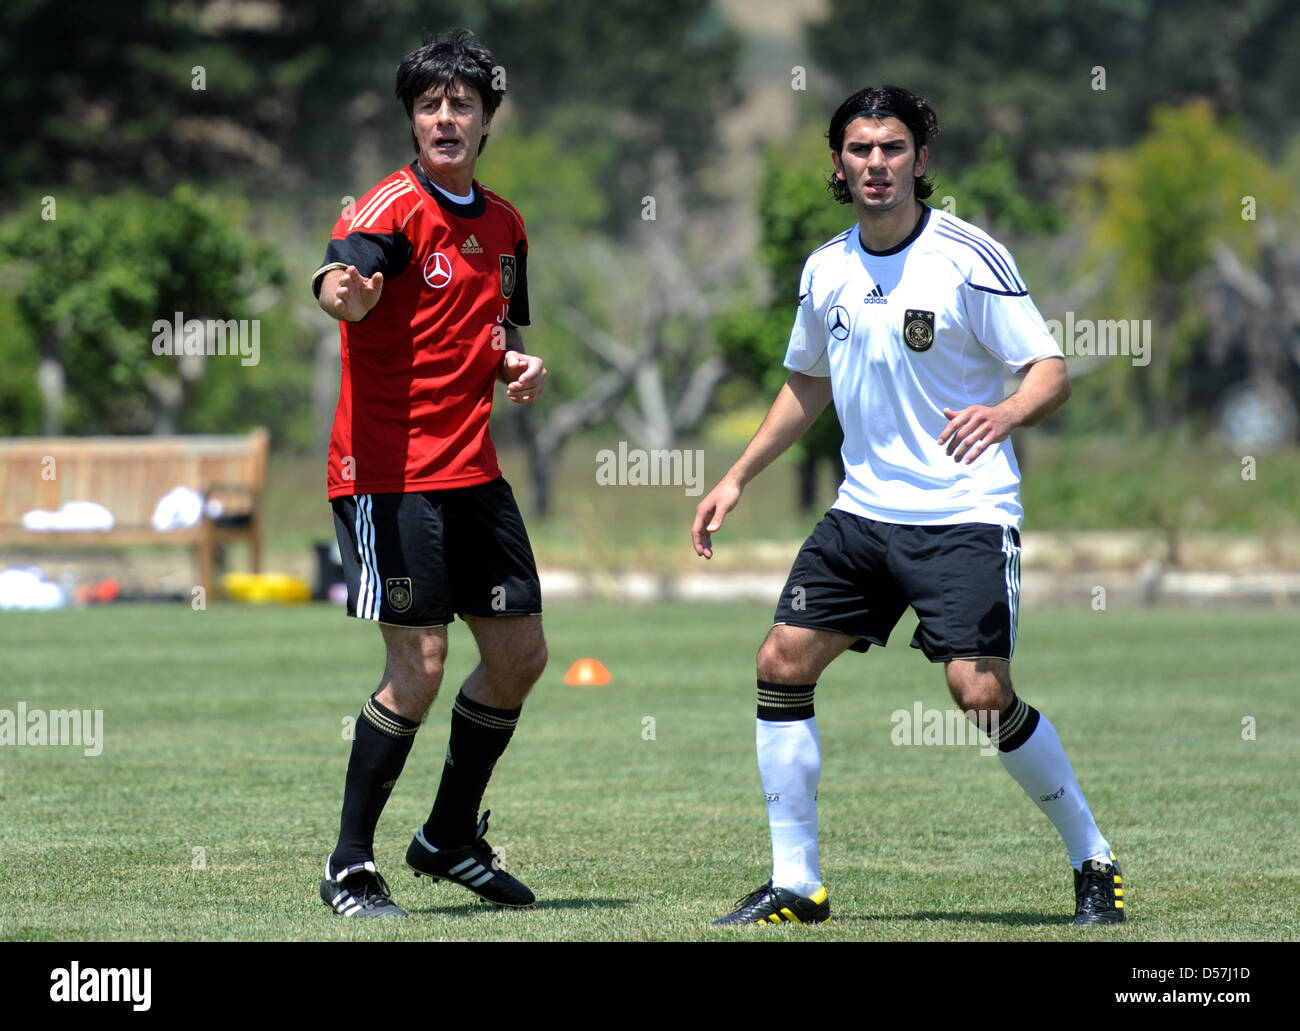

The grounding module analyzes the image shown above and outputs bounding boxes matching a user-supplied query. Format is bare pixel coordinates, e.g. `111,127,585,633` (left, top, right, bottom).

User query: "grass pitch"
0,602,1295,941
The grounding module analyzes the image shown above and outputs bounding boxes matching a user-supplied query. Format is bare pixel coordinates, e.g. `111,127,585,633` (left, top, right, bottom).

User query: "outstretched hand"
325,265,384,322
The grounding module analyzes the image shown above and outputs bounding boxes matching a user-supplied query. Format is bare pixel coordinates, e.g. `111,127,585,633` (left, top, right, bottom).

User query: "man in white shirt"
692,85,1123,928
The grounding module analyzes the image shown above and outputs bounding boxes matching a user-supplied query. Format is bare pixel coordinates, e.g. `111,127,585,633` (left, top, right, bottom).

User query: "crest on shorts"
903,309,935,352
499,255,516,298
386,577,413,613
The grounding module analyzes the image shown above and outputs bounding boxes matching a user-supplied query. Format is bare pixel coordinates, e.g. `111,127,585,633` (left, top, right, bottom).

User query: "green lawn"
0,603,1295,941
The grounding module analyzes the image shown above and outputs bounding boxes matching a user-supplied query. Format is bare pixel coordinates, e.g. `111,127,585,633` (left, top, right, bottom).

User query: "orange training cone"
564,658,612,686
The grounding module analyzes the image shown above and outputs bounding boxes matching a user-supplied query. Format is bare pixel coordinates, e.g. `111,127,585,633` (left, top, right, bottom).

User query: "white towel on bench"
0,568,66,609
151,487,205,531
20,501,115,532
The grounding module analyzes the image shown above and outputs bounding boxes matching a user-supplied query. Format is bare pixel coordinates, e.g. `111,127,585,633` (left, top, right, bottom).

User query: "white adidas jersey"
784,207,1063,528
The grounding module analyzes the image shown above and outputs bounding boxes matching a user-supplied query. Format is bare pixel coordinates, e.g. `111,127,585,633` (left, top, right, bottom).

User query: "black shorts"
772,509,1021,662
331,478,542,628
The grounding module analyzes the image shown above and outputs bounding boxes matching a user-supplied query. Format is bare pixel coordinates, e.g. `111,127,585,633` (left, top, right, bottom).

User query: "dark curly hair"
826,85,940,203
396,29,505,155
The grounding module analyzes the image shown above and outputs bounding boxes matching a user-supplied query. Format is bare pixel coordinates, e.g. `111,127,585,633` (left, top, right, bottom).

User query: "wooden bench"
0,429,269,593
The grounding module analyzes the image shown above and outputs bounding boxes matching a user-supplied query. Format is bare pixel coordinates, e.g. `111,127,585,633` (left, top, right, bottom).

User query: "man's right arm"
317,265,384,322
312,191,414,321
691,371,833,559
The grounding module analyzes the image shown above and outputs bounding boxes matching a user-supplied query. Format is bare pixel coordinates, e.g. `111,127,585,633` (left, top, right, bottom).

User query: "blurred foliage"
0,187,319,444
807,0,1300,203
931,137,1065,236
1019,433,1300,534
1074,99,1295,430
714,126,853,493
1085,101,1291,299
476,1,741,200
753,126,860,305
476,132,611,243
0,291,43,435
0,0,740,225
474,130,615,409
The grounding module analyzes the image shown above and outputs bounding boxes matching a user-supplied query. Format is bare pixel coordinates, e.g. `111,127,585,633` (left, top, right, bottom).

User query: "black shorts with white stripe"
331,477,542,628
772,510,1020,662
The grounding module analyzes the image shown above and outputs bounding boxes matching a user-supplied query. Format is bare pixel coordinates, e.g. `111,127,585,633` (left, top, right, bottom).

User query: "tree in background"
933,137,1063,237
0,188,301,440
1078,99,1294,432
0,0,741,225
0,0,466,195
485,144,733,515
806,0,1300,204
476,0,741,220
714,126,849,511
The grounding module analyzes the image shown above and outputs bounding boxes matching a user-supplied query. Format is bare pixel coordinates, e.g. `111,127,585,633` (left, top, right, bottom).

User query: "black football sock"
330,694,419,871
424,690,521,848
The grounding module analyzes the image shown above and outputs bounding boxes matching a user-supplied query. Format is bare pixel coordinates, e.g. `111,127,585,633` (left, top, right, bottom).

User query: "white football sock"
757,717,822,897
998,711,1110,871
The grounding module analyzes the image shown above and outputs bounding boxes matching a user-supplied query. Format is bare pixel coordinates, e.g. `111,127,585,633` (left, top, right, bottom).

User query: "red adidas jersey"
314,162,530,499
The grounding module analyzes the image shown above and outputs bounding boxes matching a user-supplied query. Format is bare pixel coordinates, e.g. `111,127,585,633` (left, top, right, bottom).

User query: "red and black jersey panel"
315,163,530,499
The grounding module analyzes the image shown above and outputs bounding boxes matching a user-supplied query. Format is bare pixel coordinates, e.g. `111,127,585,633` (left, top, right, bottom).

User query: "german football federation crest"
903,309,935,352
386,577,413,613
499,255,516,298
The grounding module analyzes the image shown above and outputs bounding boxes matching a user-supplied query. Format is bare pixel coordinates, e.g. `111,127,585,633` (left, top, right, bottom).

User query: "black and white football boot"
320,859,408,918
405,810,535,908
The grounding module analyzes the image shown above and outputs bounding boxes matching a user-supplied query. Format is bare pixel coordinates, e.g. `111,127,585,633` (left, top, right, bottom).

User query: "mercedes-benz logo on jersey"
423,251,453,289
499,254,516,298
826,305,851,341
903,309,935,352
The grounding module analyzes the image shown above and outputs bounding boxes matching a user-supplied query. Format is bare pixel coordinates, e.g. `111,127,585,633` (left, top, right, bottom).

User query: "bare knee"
757,625,845,684
757,628,796,682
389,631,447,682
508,634,548,689
379,626,448,719
468,616,548,705
945,658,1014,714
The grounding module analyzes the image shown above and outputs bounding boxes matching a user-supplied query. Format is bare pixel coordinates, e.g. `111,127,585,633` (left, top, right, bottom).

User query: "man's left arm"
499,325,546,404
938,356,1070,465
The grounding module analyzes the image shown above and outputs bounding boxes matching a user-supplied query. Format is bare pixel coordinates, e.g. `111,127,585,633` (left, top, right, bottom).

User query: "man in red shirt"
312,30,547,918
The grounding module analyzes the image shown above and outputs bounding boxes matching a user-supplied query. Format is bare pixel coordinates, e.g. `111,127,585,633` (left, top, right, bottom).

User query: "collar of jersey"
856,204,931,258
409,160,486,218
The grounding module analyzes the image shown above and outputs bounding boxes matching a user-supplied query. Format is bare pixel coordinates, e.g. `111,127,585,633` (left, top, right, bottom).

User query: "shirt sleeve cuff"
311,262,348,300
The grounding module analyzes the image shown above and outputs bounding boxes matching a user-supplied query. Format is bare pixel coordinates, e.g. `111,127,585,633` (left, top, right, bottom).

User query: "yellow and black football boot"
712,880,830,926
1072,850,1125,925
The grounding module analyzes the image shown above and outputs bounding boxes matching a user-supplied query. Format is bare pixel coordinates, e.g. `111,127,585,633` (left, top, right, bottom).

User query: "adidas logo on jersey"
864,283,888,305
461,234,483,254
